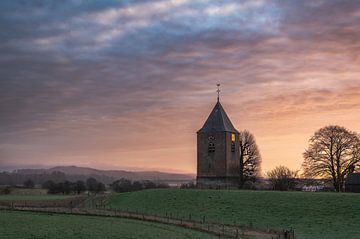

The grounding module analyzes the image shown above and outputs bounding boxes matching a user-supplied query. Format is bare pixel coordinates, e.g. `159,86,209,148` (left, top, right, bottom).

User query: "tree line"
16,177,170,195
242,125,360,192
110,178,169,193
42,178,105,194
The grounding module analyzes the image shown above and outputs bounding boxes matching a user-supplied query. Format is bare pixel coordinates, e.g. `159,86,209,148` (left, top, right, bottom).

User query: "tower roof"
198,101,239,133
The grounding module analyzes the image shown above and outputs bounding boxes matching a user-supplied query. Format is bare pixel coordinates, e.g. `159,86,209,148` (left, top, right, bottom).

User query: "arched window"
208,142,215,153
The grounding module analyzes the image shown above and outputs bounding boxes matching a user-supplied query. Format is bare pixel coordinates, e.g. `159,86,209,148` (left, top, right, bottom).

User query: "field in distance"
109,189,360,239
0,194,75,201
0,210,216,239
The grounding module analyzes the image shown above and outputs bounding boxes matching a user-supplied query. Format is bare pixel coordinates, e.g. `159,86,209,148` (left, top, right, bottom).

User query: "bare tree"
302,125,360,192
239,130,262,187
267,166,298,191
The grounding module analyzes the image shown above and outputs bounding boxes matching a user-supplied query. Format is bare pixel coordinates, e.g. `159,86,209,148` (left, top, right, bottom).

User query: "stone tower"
196,95,240,188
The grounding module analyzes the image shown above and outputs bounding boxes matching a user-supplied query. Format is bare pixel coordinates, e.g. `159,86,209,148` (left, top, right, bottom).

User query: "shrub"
23,179,35,188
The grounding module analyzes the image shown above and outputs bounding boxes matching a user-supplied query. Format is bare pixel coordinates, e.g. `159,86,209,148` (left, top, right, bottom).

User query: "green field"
0,210,215,239
0,195,74,201
109,189,360,239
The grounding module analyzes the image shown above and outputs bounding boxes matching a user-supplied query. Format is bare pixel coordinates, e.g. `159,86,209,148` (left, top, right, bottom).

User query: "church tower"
196,85,240,188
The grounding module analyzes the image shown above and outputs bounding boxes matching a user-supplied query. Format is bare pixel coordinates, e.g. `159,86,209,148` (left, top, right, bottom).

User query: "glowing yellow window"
231,133,236,142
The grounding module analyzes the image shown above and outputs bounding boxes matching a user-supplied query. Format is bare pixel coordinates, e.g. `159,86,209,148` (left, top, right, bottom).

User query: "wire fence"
0,195,295,239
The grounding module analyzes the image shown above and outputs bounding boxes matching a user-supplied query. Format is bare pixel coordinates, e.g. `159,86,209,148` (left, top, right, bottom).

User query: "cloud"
0,0,360,172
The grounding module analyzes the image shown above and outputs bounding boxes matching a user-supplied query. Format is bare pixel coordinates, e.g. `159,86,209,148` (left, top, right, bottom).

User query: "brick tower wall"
197,131,240,188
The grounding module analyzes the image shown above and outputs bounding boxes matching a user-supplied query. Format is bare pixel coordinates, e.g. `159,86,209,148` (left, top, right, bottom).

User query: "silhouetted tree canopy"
267,166,298,191
239,130,262,187
43,180,89,194
0,186,11,195
75,180,86,194
111,178,132,193
110,179,169,193
42,180,55,191
23,179,35,188
132,181,143,191
142,180,156,189
86,177,98,192
96,182,106,193
302,125,360,192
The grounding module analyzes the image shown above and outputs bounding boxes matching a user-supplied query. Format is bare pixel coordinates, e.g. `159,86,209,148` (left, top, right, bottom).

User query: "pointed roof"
198,101,239,133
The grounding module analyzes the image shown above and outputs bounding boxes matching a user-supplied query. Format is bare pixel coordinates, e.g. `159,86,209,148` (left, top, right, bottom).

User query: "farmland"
0,210,216,239
0,194,74,201
108,189,360,239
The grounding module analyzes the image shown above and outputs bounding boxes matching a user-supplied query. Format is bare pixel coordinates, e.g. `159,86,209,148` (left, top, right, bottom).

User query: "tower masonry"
197,90,240,188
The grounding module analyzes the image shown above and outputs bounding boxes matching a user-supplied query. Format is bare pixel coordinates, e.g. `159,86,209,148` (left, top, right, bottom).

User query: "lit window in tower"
231,134,236,152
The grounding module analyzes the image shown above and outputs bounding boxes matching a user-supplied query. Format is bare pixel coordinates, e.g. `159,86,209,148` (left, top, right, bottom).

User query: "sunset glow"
1,1,360,174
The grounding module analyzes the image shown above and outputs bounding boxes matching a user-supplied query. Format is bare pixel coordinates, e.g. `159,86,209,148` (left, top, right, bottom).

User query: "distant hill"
12,166,195,184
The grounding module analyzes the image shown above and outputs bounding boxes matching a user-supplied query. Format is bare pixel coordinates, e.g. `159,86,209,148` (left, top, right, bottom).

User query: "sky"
0,0,360,174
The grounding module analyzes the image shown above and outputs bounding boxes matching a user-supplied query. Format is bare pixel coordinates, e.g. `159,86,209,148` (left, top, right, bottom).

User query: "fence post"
292,229,295,239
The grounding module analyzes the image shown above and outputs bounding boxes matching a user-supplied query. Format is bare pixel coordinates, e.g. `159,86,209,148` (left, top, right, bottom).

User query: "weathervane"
216,83,221,102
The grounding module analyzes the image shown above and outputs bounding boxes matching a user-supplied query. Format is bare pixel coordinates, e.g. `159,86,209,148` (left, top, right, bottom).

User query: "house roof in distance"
198,101,239,133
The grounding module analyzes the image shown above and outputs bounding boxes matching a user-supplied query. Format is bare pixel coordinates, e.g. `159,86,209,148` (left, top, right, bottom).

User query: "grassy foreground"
0,210,215,239
109,189,360,239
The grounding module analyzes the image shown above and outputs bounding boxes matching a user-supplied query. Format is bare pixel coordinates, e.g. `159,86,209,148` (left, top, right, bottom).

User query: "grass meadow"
0,210,216,239
0,194,74,201
109,189,360,239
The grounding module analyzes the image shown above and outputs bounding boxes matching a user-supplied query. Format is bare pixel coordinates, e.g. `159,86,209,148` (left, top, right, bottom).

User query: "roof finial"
216,83,220,102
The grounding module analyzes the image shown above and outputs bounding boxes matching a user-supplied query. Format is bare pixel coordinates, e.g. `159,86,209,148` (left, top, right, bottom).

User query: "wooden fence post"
292,229,295,239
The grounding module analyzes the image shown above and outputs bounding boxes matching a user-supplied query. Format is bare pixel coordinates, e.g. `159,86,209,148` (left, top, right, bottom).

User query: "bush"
75,180,86,194
180,182,196,189
111,178,132,193
96,182,106,193
23,179,35,188
142,180,156,189
267,166,298,191
86,178,98,192
0,187,11,195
